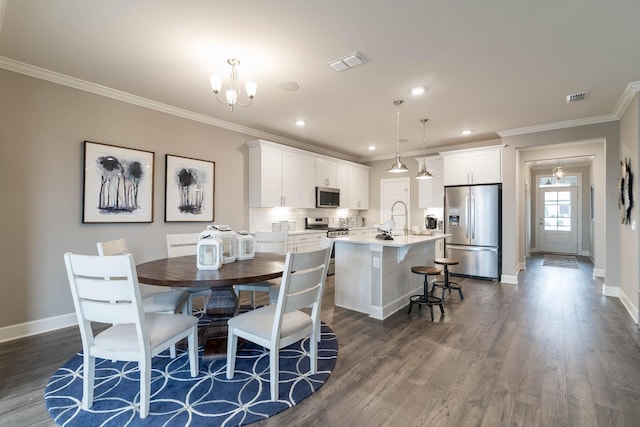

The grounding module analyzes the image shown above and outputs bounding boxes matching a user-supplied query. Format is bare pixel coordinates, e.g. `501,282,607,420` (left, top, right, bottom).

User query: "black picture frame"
83,141,154,223
165,154,215,222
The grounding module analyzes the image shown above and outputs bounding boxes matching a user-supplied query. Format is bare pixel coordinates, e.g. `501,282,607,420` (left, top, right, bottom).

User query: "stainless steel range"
304,217,349,275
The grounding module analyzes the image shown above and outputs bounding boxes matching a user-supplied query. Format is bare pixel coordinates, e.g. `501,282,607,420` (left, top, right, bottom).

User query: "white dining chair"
226,246,331,401
63,252,199,419
97,238,189,314
166,233,212,314
235,231,288,308
97,238,189,359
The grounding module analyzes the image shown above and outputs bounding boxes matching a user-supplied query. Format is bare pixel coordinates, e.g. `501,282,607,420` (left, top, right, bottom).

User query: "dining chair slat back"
96,238,188,320
254,231,288,254
166,233,199,257
63,252,200,418
236,231,288,307
226,246,331,401
166,233,211,314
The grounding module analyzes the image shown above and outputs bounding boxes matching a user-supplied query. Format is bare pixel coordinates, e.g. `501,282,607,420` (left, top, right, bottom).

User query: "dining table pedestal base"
202,286,239,360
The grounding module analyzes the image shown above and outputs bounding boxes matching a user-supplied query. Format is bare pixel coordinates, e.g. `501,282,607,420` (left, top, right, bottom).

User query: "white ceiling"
2,0,639,161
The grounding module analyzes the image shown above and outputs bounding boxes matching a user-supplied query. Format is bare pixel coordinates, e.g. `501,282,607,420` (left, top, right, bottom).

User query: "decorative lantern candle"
196,230,224,270
236,232,255,260
207,225,238,264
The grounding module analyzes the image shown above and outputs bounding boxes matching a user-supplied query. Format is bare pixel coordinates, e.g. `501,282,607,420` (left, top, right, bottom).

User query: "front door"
538,186,578,254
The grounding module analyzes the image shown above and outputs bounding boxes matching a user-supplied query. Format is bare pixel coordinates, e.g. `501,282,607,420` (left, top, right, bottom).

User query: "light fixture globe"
415,118,434,180
552,165,564,180
210,58,256,111
387,100,408,174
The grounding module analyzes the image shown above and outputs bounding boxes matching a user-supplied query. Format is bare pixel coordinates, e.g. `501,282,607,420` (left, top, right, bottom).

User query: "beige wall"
618,93,639,320
0,69,256,329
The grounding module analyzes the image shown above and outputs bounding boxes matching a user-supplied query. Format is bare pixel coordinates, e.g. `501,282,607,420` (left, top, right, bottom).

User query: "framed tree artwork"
83,141,154,223
165,154,215,222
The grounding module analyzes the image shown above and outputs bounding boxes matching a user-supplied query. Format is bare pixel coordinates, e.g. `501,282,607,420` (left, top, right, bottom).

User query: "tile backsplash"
249,207,367,232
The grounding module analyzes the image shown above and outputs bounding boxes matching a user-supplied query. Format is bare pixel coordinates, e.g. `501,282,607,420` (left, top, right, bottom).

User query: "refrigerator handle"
465,193,469,239
471,192,475,239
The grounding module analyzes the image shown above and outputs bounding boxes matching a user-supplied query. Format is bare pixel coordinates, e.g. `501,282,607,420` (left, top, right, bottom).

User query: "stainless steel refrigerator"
444,184,501,280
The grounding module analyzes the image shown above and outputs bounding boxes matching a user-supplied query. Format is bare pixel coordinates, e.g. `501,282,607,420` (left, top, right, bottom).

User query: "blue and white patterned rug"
44,321,338,426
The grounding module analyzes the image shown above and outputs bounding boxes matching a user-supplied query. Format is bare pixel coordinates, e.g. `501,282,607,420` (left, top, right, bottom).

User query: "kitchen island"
332,233,449,320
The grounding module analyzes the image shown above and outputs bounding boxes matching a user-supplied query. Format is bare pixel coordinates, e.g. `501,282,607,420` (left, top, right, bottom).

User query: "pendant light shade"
387,100,408,173
416,118,434,180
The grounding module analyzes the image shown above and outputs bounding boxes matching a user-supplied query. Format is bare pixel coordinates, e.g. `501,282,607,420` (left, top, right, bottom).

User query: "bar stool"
408,266,445,321
433,258,464,301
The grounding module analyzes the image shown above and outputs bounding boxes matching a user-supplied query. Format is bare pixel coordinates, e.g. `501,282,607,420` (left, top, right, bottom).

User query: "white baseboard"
602,283,618,297
602,284,639,324
516,262,526,272
593,268,605,278
0,312,77,343
501,274,518,284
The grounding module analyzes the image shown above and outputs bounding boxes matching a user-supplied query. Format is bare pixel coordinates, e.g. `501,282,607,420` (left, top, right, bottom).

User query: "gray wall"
502,122,619,286
618,94,639,318
0,69,255,328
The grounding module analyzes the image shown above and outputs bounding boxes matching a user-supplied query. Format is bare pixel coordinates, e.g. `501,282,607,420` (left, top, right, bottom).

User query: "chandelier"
552,165,564,180
209,58,257,111
415,118,434,180
387,100,409,173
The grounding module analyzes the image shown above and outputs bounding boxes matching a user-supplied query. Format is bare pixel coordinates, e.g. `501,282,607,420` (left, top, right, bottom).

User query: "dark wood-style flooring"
2,254,640,426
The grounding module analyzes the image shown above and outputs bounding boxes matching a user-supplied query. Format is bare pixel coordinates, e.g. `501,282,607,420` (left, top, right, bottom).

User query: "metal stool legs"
433,258,463,301
408,266,444,321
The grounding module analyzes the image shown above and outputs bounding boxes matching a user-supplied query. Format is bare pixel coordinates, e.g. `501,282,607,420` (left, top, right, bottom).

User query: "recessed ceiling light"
410,86,425,95
295,119,306,127
461,129,472,136
278,82,300,91
368,145,376,151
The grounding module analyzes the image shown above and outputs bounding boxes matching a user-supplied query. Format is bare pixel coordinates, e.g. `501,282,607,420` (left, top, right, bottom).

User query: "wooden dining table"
136,252,286,359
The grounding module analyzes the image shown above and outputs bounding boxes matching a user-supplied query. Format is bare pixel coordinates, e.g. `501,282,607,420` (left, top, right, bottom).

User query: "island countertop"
333,233,449,247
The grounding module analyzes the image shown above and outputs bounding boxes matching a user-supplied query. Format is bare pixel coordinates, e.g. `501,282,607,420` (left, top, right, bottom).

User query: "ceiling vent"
566,91,589,103
328,52,366,72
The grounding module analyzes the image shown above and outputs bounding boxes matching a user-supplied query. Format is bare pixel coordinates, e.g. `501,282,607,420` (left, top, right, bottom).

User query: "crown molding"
497,114,618,138
613,81,640,119
0,56,359,163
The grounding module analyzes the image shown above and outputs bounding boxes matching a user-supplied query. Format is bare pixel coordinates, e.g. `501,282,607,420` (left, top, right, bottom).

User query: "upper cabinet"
347,165,369,210
441,146,502,186
416,156,444,208
249,141,315,208
249,140,368,210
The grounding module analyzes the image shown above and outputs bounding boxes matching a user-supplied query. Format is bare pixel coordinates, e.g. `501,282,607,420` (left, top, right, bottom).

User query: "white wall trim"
602,283,618,297
497,114,618,138
501,274,518,284
618,289,639,324
613,81,640,118
516,262,526,272
0,313,77,344
593,268,605,278
0,56,359,163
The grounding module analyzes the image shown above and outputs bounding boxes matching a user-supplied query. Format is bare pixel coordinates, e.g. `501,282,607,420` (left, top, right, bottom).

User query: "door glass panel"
544,190,572,231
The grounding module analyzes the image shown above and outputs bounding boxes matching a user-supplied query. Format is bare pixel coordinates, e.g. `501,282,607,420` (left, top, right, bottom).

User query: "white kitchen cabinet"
248,140,315,208
316,158,338,188
441,146,502,185
288,232,324,253
347,165,369,210
417,156,444,208
317,158,348,207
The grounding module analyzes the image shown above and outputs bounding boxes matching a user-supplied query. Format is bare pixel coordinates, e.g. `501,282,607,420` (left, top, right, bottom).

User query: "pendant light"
552,165,564,181
415,118,434,180
387,100,409,173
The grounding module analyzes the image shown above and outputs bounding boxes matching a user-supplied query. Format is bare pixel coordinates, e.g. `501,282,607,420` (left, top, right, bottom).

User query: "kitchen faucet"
390,200,409,236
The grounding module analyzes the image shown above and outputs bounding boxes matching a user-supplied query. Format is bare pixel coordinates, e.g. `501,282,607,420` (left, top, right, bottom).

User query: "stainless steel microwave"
316,187,340,208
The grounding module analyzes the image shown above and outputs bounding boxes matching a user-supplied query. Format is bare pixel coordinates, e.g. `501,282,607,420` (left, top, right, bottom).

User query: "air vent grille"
566,92,589,103
328,52,366,72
